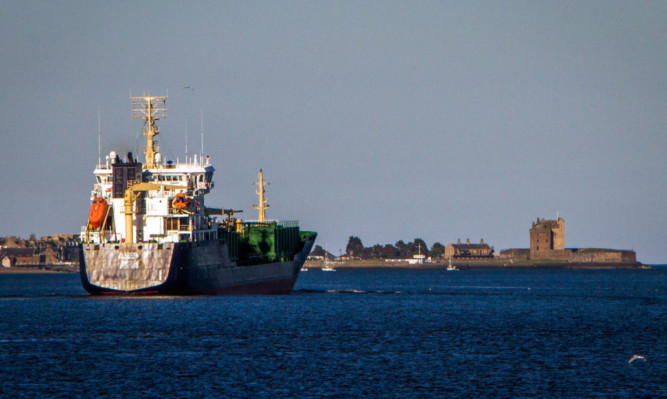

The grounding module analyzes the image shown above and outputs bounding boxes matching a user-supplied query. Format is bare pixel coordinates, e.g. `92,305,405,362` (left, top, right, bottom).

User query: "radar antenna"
97,107,102,167
131,93,167,169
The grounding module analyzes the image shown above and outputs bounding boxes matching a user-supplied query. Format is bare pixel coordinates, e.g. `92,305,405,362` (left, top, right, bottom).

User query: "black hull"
80,234,316,295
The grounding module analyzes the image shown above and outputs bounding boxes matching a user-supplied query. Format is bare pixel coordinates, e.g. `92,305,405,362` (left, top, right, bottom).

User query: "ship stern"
80,242,185,294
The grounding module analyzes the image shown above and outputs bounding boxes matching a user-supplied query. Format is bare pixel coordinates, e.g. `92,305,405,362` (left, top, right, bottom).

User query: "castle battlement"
529,217,564,259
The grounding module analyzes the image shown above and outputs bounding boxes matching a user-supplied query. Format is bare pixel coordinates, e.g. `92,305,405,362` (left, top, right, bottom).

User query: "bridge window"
166,218,182,231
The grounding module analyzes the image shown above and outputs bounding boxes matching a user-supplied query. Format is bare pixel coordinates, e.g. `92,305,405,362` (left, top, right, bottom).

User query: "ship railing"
243,219,299,227
168,209,193,216
80,230,123,244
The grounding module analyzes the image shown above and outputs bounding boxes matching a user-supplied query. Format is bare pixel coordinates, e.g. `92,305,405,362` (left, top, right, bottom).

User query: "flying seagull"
628,355,646,364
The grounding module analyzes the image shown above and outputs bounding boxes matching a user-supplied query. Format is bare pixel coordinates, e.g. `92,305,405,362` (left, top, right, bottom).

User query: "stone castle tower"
529,217,564,259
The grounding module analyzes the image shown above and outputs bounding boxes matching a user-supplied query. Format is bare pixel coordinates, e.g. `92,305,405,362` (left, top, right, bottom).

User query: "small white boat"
322,245,336,271
447,258,458,271
322,257,336,272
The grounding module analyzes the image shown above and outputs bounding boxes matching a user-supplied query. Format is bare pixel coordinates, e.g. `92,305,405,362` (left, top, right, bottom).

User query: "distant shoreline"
0,261,651,274
304,259,650,270
0,265,78,274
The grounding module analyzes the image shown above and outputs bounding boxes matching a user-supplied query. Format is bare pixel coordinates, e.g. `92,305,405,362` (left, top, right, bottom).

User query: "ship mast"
253,169,270,222
131,94,167,169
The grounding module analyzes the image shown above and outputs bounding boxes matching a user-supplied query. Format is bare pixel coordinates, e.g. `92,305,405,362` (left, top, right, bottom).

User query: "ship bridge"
83,95,216,245
143,155,215,196
91,152,215,200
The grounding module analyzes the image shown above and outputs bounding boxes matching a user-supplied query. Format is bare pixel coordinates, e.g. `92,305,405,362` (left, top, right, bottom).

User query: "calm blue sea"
0,267,665,398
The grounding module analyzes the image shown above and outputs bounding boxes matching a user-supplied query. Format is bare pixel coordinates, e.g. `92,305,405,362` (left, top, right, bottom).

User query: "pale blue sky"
1,1,665,263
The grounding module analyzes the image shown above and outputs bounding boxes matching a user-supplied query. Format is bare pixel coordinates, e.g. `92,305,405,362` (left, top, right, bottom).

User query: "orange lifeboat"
172,193,191,209
88,197,108,230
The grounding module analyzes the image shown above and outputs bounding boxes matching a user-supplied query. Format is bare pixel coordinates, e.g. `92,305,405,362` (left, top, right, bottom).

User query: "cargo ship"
79,94,317,294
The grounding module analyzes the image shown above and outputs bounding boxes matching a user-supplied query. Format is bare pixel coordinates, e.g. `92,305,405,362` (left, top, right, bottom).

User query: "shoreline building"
529,217,565,259
523,217,636,264
445,238,493,259
1,234,80,267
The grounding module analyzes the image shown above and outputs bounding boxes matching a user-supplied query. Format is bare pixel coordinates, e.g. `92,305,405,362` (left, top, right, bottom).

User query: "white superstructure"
82,95,220,245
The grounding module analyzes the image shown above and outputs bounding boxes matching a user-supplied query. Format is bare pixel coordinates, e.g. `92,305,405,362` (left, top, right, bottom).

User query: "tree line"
311,236,446,260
